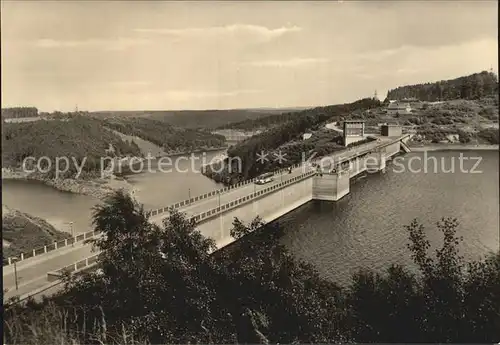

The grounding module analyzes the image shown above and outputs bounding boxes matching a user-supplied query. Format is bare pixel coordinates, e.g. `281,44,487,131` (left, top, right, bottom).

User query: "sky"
1,1,498,112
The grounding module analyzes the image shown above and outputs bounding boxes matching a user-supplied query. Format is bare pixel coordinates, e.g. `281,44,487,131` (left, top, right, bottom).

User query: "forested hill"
228,98,380,154
386,71,498,102
1,107,39,119
2,116,142,178
103,117,226,152
91,109,285,130
217,99,381,131
225,98,380,179
1,115,226,178
216,112,300,131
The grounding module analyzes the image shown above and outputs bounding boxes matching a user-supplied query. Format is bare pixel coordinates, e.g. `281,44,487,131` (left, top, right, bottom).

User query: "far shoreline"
408,144,499,152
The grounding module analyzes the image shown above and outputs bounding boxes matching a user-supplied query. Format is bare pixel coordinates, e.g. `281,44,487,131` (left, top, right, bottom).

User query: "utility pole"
12,258,19,290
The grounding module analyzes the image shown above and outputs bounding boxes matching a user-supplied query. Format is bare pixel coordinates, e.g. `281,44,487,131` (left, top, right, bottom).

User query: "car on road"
255,172,274,185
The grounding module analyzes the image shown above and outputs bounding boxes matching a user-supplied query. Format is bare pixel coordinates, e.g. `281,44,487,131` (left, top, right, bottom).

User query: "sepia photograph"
2,1,499,344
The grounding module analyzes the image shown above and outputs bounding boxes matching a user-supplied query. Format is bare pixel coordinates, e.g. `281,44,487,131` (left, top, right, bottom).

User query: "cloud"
163,89,262,101
134,24,301,40
240,58,329,68
356,46,408,62
106,81,150,87
395,68,422,75
35,38,150,50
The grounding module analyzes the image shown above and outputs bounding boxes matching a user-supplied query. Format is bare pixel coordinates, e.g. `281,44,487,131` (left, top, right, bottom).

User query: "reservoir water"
2,151,225,234
277,150,499,284
2,150,498,283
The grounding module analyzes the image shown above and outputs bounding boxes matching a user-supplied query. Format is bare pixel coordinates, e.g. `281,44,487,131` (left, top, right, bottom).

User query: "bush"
4,192,499,344
477,128,499,144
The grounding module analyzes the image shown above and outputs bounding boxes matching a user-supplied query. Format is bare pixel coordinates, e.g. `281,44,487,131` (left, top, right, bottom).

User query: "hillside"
2,115,229,179
2,205,71,261
215,111,301,131
386,71,498,102
91,109,288,129
1,116,142,178
1,107,39,119
102,117,226,153
204,98,381,183
204,88,499,184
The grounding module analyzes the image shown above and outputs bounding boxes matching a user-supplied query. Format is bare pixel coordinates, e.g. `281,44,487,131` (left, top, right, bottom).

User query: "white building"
303,133,313,140
387,101,412,115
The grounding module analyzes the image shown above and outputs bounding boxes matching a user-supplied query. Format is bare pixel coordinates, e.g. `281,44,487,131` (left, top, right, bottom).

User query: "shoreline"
408,144,498,152
1,148,227,200
159,146,228,158
2,168,136,201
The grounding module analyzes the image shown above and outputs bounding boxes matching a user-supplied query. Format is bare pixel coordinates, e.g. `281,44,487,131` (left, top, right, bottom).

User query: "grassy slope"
101,117,227,152
2,205,72,260
107,129,166,157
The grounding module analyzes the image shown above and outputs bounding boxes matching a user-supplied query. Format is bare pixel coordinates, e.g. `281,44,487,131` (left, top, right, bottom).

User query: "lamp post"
218,193,221,208
188,188,191,200
68,222,74,246
12,257,19,290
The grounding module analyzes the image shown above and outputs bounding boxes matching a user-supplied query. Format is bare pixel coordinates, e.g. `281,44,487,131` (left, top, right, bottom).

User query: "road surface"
2,165,311,296
2,138,394,299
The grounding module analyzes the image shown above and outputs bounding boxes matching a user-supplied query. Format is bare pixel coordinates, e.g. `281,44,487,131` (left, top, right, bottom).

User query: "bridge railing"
144,162,304,218
41,169,316,286
3,230,100,267
4,139,399,268
188,169,316,224
2,163,304,268
47,253,100,282
13,139,408,293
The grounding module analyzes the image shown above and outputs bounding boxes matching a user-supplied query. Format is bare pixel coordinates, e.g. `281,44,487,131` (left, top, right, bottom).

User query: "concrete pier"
366,150,386,173
312,167,350,201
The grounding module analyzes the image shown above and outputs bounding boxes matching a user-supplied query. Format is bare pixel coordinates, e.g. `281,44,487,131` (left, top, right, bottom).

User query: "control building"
343,120,365,146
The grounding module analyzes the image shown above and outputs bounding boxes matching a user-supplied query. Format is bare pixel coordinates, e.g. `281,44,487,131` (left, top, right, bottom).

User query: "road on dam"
3,138,389,299
3,165,312,297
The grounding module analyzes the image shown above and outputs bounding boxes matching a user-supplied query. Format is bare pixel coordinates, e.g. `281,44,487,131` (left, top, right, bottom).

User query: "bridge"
3,133,410,302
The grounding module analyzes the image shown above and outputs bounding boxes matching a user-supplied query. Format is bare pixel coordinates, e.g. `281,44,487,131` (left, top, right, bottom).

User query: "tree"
457,129,471,143
215,217,346,343
3,196,499,344
63,191,233,343
347,218,500,343
387,71,498,101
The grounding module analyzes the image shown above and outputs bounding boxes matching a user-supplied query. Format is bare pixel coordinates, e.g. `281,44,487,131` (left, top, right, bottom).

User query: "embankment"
2,205,72,260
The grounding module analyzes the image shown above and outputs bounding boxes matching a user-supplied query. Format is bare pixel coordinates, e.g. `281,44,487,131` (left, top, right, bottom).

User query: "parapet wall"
196,176,314,247
344,136,366,146
383,141,401,157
